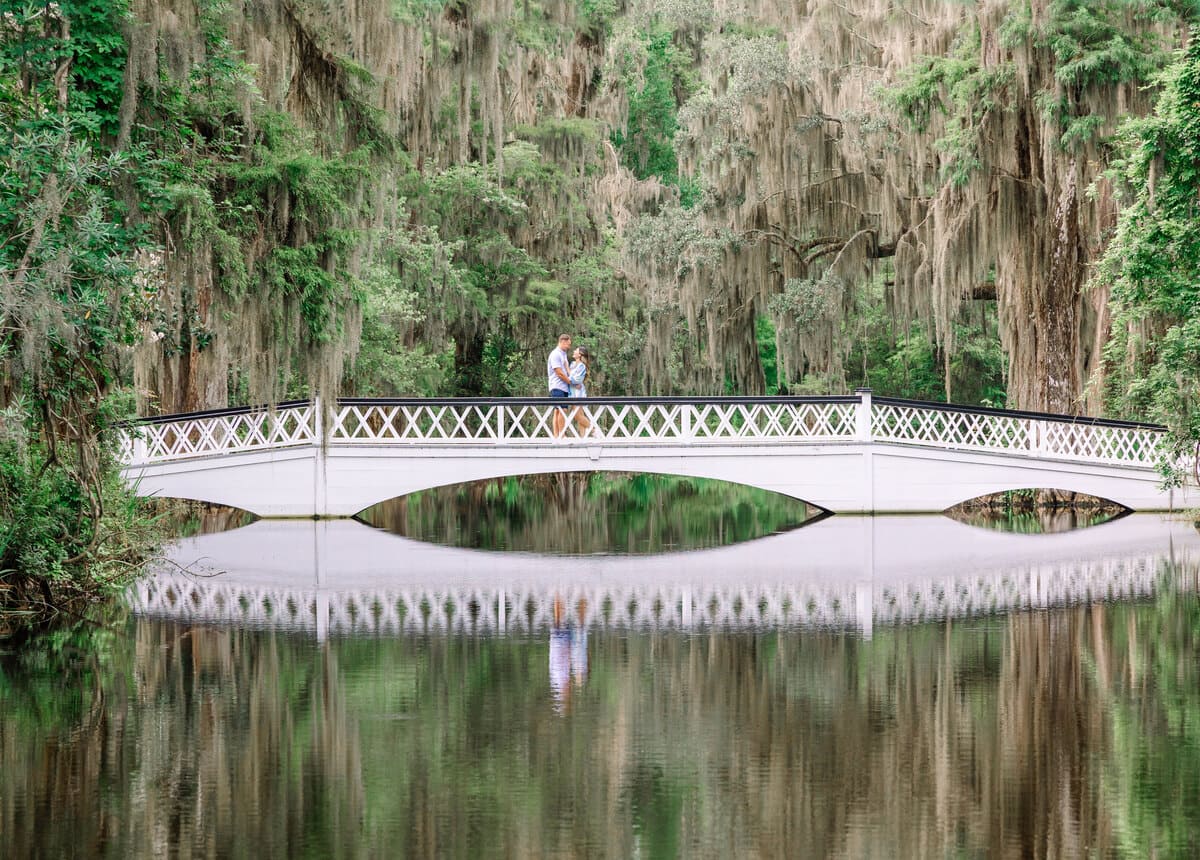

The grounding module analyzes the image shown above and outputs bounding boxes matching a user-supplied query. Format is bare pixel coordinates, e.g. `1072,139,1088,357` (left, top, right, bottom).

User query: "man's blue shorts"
550,389,569,408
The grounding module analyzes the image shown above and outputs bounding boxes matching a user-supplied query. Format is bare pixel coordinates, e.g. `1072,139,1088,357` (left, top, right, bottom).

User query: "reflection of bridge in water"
130,514,1200,640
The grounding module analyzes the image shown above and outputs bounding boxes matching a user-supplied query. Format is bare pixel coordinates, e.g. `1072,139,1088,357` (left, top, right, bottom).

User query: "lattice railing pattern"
872,401,1161,465
1036,420,1161,465
129,554,1169,637
125,404,317,462
873,403,1030,452
329,400,858,445
117,395,1164,469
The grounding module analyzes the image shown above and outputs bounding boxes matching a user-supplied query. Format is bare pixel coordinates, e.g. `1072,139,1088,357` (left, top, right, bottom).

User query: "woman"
568,346,593,436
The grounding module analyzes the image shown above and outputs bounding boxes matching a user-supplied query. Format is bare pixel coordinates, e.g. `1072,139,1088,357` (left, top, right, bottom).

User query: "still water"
2,479,1199,858
357,472,821,554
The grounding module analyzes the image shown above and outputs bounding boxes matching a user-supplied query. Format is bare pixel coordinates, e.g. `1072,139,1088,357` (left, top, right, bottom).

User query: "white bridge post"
1029,418,1043,456
855,388,875,513
313,396,327,517
855,388,873,441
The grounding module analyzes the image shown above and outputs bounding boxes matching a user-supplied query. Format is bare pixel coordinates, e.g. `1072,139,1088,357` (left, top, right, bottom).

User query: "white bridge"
117,391,1192,516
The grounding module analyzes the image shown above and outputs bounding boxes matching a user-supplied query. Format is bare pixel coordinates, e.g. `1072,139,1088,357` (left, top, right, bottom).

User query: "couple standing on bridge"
547,333,594,437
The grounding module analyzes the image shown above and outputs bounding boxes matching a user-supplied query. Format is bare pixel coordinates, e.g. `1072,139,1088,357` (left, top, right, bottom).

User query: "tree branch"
884,278,996,299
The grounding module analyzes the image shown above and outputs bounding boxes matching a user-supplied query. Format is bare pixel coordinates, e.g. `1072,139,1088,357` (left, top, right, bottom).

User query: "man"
547,333,572,436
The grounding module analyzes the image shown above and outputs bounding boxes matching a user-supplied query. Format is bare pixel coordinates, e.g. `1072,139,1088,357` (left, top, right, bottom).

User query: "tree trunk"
1034,165,1083,414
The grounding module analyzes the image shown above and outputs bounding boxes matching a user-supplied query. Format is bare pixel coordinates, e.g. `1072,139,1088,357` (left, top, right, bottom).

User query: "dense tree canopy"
1098,26,1200,483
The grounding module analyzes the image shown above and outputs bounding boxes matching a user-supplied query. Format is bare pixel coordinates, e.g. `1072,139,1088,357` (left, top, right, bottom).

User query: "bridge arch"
358,470,821,554
127,473,276,519
336,457,842,517
352,465,830,515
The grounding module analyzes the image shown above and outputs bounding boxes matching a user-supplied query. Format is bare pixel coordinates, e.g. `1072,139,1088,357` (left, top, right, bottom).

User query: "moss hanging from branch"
620,0,1194,406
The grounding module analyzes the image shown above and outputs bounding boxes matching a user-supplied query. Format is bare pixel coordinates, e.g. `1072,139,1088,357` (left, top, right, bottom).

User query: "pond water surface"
1,479,1199,858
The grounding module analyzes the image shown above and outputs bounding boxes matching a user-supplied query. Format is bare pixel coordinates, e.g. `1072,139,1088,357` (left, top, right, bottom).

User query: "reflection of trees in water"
150,499,257,537
0,615,363,857
952,507,1121,534
3,565,1200,857
947,491,1124,534
358,472,816,554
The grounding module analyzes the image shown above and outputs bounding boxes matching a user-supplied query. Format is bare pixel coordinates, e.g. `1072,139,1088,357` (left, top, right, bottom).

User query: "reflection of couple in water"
549,596,588,713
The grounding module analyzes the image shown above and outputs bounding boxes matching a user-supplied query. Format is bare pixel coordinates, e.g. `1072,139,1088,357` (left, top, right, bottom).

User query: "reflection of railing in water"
129,553,1180,639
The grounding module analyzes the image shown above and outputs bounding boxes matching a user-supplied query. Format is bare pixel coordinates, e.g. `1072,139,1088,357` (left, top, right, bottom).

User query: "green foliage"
1032,0,1189,148
887,28,1013,185
1036,0,1181,88
756,316,779,394
0,433,89,578
848,284,1006,405
613,30,682,179
0,1,130,138
0,3,206,600
390,0,448,24
0,423,158,603
1098,27,1200,481
578,0,618,39
362,472,814,553
417,159,550,394
890,1,1192,171
63,0,129,137
771,273,1006,405
886,39,981,135
0,383,160,606
611,27,699,203
220,118,373,345
504,0,618,45
0,110,160,605
127,16,378,378
852,322,946,403
350,261,450,396
384,133,650,397
553,244,649,395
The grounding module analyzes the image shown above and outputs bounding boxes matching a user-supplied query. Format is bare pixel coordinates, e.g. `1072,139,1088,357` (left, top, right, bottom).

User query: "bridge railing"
331,396,860,445
870,397,1163,467
117,392,1166,468
122,400,317,463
